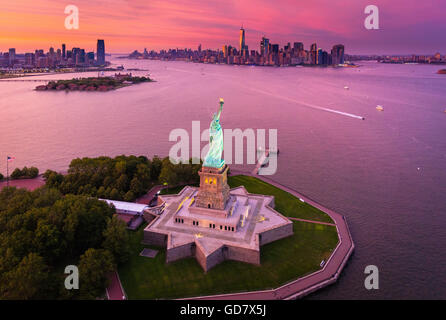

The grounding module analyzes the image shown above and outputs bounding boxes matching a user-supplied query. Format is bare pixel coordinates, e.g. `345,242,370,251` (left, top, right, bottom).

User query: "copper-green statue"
204,98,225,168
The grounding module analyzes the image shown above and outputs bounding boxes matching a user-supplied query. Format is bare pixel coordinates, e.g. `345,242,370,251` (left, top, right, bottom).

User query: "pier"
252,148,278,175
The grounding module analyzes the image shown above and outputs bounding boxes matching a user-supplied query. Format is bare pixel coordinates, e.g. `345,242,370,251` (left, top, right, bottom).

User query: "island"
35,73,152,92
0,99,354,300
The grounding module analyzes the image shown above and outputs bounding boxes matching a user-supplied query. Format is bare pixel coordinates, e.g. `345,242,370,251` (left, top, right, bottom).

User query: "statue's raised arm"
216,98,224,120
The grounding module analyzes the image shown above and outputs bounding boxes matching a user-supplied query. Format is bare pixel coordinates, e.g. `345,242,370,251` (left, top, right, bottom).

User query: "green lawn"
228,175,334,223
119,221,338,299
118,175,338,299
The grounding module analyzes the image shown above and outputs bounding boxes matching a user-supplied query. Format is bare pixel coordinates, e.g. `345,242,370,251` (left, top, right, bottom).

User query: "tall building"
198,44,202,52
310,43,318,65
62,44,66,59
271,44,279,55
222,45,228,58
24,53,35,66
331,44,345,65
239,26,246,52
260,36,269,57
293,42,304,57
96,39,105,66
8,48,15,66
72,47,80,65
317,49,323,65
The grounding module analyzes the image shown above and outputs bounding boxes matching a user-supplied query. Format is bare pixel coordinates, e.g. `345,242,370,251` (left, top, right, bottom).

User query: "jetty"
252,148,279,175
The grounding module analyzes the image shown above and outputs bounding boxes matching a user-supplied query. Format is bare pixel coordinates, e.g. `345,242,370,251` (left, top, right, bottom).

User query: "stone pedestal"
195,165,230,210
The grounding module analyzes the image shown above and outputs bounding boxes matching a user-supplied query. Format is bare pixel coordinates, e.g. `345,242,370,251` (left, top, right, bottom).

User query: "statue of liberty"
204,98,225,168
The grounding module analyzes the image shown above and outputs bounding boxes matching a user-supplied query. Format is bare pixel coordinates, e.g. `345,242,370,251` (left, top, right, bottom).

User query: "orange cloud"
0,0,445,54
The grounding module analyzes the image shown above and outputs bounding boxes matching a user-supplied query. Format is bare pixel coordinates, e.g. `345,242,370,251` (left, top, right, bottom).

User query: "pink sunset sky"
1,0,445,55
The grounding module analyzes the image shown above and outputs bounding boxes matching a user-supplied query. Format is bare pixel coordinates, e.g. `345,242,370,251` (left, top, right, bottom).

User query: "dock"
252,148,278,175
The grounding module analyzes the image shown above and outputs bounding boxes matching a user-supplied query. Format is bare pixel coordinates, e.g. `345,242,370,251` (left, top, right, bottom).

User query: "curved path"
184,171,354,300
106,271,127,300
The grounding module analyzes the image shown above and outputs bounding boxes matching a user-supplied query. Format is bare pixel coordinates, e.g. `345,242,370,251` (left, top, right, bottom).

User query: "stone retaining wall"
166,241,194,263
259,222,294,246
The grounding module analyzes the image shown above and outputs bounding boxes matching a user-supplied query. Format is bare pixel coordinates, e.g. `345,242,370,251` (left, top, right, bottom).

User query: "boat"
344,86,349,90
376,105,384,111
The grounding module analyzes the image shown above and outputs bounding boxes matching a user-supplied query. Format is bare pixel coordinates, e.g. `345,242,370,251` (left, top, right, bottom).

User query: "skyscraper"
310,43,318,65
239,26,245,52
293,42,304,56
62,44,66,59
331,44,345,65
260,36,269,57
96,39,105,66
8,48,15,66
222,45,228,58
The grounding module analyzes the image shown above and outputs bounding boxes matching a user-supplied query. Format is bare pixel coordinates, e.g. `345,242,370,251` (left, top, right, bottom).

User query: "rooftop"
101,199,149,214
145,185,291,251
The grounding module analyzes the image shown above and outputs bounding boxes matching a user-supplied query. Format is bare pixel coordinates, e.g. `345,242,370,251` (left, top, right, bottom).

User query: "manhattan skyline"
1,0,445,55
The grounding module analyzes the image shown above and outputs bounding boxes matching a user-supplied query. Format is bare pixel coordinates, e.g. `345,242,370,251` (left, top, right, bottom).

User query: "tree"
123,190,135,202
0,187,117,299
116,174,129,192
78,248,115,299
0,253,49,299
11,168,22,179
102,216,131,264
109,188,120,200
159,164,178,186
34,220,63,261
0,173,3,180
97,186,106,198
28,167,39,178
150,156,163,181
32,187,62,208
130,177,143,196
10,166,39,179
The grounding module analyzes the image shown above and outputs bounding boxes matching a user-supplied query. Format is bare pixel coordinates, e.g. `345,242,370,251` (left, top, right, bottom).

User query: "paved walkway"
136,185,165,204
106,271,127,300
288,217,336,226
183,170,354,300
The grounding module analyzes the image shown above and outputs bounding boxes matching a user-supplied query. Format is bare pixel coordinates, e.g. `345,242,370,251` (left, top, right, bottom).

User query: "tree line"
44,155,201,201
0,166,39,180
0,187,129,299
0,155,201,299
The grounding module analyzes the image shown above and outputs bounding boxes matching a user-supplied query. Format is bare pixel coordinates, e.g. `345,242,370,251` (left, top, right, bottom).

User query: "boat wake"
248,87,365,120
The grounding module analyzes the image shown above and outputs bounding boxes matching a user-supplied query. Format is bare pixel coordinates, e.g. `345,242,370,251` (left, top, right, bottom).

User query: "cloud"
1,0,445,54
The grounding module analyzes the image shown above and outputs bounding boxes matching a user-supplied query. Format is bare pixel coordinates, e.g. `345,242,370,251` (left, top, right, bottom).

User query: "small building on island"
101,199,148,230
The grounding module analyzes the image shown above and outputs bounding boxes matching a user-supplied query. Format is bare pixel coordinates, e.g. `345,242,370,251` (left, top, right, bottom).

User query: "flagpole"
6,156,9,188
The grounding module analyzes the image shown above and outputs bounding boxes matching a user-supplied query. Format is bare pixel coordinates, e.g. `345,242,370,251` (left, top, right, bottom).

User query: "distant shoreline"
34,74,152,92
